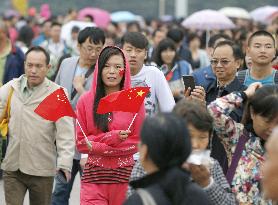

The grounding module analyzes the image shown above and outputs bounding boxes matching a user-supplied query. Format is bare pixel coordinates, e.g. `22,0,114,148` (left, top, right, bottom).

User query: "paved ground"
0,174,80,205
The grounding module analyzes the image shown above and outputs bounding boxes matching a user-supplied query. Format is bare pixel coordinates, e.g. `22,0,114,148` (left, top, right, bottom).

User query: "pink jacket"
76,46,145,168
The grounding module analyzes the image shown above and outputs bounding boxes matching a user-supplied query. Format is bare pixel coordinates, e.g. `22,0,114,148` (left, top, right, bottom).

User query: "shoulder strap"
1,87,14,121
137,188,157,205
274,70,278,84
237,70,247,84
226,129,249,184
71,65,94,100
6,88,14,120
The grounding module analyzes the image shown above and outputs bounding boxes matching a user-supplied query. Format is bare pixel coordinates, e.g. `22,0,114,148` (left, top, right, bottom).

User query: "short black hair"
167,28,184,44
25,46,50,65
213,40,243,60
42,19,52,26
208,33,231,48
84,14,94,22
71,26,80,34
152,28,164,38
127,21,141,32
77,27,105,45
121,32,148,49
51,22,62,28
247,30,276,47
141,113,192,170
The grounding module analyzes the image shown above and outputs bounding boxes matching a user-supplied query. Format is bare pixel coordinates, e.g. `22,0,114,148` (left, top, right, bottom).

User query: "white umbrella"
219,7,251,19
61,21,96,42
182,10,235,47
181,9,236,30
250,6,278,24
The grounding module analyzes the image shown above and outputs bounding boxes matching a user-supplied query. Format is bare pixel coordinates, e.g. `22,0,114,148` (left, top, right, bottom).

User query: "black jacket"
124,167,210,205
206,77,246,105
206,77,246,174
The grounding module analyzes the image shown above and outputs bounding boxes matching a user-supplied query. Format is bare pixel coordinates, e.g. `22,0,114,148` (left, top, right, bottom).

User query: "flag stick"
76,119,92,150
127,113,138,131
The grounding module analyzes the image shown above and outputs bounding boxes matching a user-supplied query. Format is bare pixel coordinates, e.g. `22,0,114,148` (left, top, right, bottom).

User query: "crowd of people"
0,7,278,205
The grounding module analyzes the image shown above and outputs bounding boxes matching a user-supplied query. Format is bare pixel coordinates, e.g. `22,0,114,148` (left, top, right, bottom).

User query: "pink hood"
76,46,145,169
90,46,131,94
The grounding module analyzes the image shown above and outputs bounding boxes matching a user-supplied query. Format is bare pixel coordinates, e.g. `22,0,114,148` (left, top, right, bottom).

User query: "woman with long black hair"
76,46,145,205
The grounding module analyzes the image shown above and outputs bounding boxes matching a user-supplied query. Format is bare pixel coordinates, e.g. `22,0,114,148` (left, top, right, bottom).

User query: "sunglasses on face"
210,59,232,66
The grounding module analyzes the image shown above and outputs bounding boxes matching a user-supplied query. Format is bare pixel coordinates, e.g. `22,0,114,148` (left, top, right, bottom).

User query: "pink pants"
80,182,128,205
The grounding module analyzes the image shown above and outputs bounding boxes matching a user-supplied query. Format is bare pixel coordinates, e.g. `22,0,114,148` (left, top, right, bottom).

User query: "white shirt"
131,64,175,116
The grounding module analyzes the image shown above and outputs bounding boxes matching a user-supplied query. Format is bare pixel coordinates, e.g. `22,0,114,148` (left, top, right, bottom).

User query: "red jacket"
76,46,145,168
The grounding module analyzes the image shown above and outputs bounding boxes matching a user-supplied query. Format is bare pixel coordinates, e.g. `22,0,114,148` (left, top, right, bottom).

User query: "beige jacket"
0,75,75,176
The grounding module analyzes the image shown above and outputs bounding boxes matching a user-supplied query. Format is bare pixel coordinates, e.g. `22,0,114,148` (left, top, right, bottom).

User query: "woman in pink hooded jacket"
76,46,145,205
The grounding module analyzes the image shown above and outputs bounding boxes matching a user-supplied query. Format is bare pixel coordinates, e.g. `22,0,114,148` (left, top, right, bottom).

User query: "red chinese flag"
34,88,76,121
165,70,174,81
97,87,150,114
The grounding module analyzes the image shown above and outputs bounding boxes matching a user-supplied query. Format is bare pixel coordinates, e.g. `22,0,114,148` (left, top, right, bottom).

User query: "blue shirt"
160,60,192,81
244,70,276,86
192,65,216,91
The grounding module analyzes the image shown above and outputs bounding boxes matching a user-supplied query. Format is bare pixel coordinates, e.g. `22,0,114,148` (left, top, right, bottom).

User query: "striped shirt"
82,164,133,184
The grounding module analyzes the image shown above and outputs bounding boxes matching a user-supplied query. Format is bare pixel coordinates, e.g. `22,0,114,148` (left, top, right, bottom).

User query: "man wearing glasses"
206,40,246,175
207,40,245,105
53,27,105,205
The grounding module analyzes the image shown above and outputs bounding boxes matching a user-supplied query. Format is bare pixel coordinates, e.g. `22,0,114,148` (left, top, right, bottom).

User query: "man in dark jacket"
193,33,231,91
206,40,246,174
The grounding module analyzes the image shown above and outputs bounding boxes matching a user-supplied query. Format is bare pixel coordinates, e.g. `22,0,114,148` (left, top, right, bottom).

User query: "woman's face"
101,54,124,90
187,124,210,150
161,48,176,65
189,37,201,50
251,112,278,140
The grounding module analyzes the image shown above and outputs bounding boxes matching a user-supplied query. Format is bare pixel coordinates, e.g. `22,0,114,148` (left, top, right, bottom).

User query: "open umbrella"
250,6,278,24
182,10,235,47
219,7,251,19
78,7,111,29
111,11,137,23
61,21,96,42
182,9,235,30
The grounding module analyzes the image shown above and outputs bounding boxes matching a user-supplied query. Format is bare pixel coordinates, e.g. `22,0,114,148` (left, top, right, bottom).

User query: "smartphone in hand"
183,75,195,91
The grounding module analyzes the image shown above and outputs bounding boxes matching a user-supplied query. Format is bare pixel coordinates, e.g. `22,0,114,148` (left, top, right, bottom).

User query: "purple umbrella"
78,7,111,29
182,9,235,30
182,9,235,48
250,6,278,24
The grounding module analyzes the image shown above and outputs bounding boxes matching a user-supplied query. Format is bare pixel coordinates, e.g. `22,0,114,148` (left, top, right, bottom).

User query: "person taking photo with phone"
205,40,246,174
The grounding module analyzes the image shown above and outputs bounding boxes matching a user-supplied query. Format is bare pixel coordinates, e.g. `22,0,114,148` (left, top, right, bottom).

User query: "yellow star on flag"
136,90,145,97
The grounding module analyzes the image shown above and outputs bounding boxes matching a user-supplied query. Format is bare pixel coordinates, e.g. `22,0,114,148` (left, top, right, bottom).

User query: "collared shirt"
216,81,226,98
0,40,12,85
206,77,246,105
20,75,40,100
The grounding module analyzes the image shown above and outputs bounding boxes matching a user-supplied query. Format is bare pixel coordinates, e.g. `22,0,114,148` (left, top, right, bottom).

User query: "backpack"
237,69,278,85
